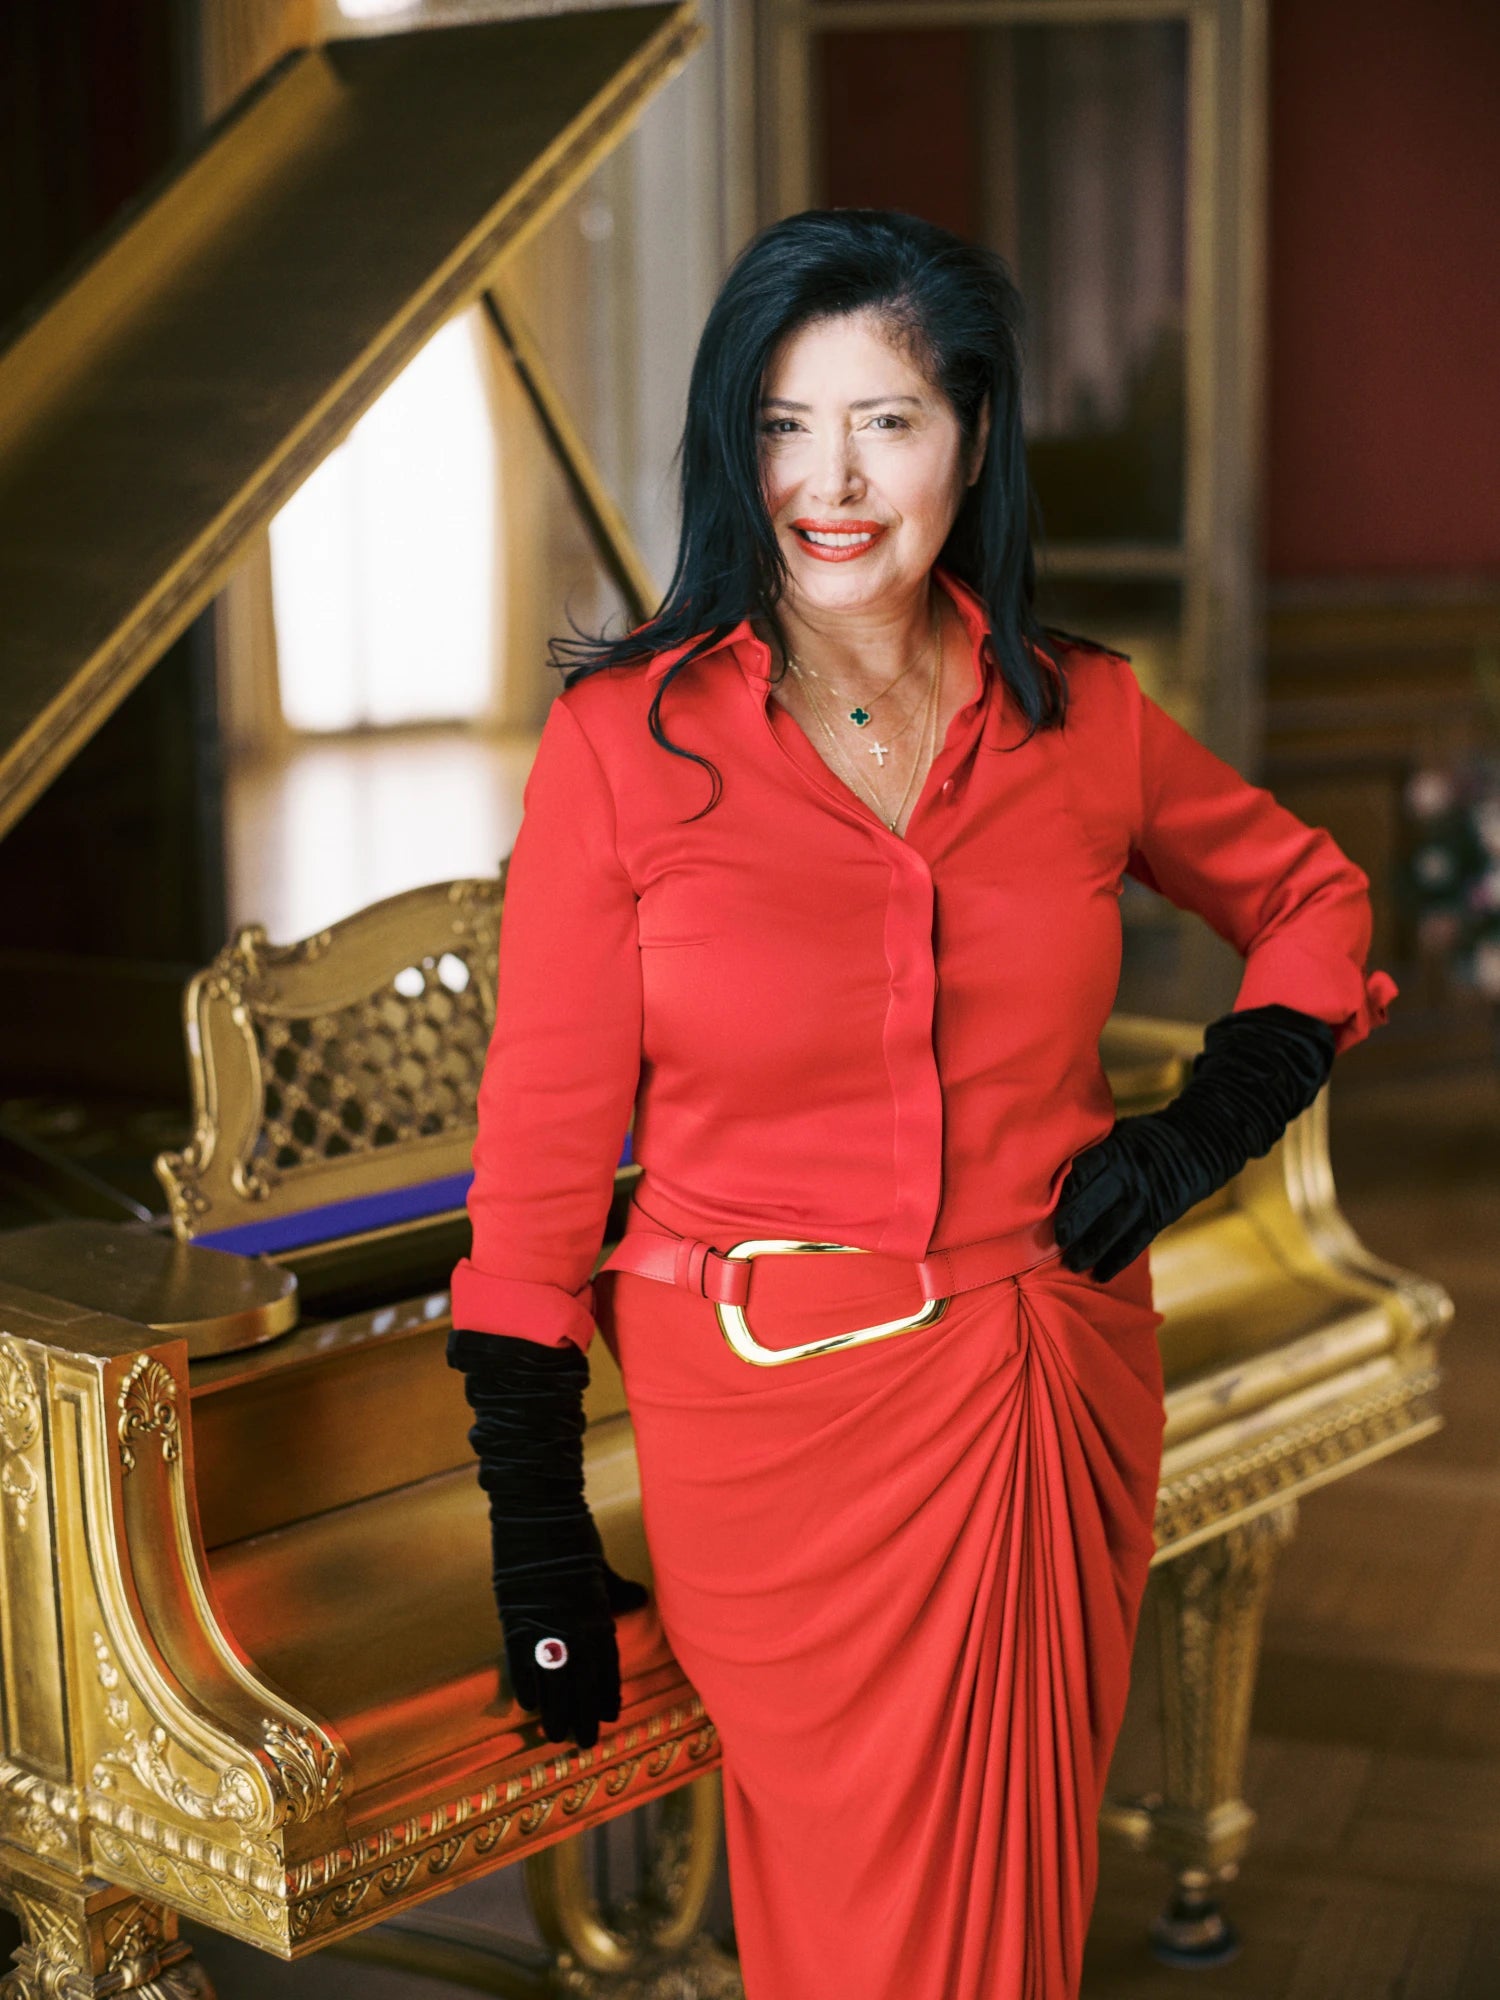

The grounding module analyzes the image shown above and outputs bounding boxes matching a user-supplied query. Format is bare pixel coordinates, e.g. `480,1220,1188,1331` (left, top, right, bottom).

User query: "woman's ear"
966,396,992,487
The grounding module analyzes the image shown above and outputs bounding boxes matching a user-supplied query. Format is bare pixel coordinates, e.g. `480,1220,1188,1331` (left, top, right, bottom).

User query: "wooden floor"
1083,1064,1500,1999
22,1063,1495,1998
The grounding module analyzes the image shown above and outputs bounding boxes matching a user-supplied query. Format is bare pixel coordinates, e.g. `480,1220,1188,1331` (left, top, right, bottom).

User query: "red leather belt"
598,1192,1061,1368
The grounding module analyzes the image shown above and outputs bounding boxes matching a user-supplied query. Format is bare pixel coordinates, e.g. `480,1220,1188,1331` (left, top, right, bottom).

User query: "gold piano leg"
1143,1499,1299,1966
524,1772,740,1995
1,1857,213,2000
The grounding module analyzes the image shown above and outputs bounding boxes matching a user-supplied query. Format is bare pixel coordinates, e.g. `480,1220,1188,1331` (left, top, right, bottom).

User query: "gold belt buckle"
713,1239,949,1368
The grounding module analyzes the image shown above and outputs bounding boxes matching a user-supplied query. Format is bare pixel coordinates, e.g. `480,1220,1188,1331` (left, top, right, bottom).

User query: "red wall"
1266,0,1500,577
821,31,980,244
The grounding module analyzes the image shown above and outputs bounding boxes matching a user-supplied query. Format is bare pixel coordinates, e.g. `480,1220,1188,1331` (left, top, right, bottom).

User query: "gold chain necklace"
786,599,937,771
789,597,942,833
802,659,931,771
789,648,922,730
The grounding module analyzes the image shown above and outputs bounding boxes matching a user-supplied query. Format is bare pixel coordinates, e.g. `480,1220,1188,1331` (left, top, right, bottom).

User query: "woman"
447,210,1397,2000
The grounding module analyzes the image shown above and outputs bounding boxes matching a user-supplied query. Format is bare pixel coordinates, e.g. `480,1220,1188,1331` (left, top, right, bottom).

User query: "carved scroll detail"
89,1824,282,1940
1155,1366,1441,1547
5,1891,87,2000
89,1634,260,1830
116,1357,180,1475
285,1704,723,1948
0,1763,75,1862
260,1719,343,1821
3,1886,212,2000
0,1337,41,1530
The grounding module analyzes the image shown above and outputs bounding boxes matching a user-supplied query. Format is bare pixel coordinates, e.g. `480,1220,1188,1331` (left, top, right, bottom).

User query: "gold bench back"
156,873,504,1240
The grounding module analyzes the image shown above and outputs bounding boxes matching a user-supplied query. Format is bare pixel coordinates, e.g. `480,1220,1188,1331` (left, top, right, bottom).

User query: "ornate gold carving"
1111,1501,1305,1918
644,1740,683,1780
89,1825,281,1941
2,1887,211,2000
684,1725,717,1763
329,1877,371,1921
602,1758,645,1799
258,1720,342,1822
98,1898,211,1997
1152,1505,1297,1841
10,1798,66,1861
116,1359,179,1476
100,1899,169,1977
423,1835,466,1878
5,1891,87,2000
285,1705,721,1948
1155,1367,1441,1551
90,1635,260,1829
0,1766,76,1861
155,875,505,1241
560,1775,601,1818
0,1338,41,1531
375,1854,421,1898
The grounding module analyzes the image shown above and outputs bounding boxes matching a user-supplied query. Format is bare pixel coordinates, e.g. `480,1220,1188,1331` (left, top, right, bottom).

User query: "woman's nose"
808,429,863,505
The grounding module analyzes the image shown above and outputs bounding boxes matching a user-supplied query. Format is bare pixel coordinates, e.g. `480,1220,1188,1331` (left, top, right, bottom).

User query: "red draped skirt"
595,1233,1167,2000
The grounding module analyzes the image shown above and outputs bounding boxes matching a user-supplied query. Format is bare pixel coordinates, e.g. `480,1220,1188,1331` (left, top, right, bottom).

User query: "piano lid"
0,3,701,842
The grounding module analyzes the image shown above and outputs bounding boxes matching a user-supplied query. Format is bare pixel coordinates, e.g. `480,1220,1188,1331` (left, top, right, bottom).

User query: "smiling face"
758,307,987,624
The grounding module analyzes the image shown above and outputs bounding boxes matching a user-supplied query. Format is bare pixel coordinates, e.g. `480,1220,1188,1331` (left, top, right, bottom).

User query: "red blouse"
452,570,1397,1351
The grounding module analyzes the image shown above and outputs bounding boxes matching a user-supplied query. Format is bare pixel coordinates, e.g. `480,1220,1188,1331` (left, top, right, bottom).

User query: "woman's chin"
784,552,921,618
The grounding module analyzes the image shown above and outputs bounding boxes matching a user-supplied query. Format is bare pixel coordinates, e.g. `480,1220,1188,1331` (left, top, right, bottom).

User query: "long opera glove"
1053,1002,1338,1284
448,1327,651,1750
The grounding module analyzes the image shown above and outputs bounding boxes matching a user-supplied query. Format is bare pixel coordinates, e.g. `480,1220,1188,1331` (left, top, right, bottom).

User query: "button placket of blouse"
741,639,947,1253
880,837,945,1254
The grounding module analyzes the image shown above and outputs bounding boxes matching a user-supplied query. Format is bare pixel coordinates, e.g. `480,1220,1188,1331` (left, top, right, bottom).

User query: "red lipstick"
789,519,888,563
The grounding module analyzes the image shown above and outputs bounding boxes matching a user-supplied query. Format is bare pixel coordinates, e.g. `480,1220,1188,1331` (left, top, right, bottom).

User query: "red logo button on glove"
534,1637,569,1670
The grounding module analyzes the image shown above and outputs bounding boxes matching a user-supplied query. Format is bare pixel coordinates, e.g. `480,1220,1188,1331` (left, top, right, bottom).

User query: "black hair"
551,207,1071,811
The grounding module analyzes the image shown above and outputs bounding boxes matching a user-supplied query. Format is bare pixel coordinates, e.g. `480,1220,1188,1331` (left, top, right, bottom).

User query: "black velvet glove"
447,1326,650,1750
1054,1002,1338,1284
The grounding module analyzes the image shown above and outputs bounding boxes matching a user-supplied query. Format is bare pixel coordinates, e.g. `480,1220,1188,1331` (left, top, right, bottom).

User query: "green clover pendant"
849,706,872,727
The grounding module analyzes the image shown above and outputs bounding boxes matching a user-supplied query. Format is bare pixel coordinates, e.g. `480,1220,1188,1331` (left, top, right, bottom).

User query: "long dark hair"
552,207,1069,810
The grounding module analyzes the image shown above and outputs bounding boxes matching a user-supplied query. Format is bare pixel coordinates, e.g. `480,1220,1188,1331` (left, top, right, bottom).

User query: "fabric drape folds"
597,1241,1165,2000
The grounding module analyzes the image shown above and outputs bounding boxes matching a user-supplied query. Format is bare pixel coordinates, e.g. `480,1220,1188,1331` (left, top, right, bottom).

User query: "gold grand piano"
0,12,1450,1997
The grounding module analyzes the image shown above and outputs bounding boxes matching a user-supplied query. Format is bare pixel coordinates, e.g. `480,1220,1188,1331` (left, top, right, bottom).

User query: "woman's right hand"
448,1328,650,1750
493,1531,651,1750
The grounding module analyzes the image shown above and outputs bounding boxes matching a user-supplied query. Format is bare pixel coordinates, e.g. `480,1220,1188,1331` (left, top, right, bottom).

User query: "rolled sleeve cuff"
1232,937,1400,1057
448,1259,597,1351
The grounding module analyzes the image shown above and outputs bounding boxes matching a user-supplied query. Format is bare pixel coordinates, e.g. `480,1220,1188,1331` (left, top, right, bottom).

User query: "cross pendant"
867,739,893,768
